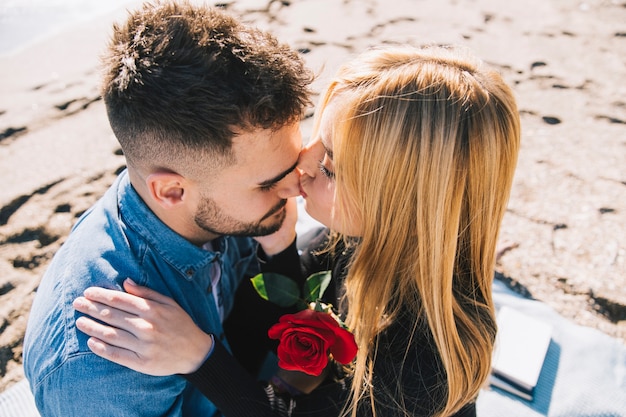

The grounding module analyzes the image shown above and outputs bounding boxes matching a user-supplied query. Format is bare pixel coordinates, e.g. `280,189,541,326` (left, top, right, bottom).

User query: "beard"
194,197,287,237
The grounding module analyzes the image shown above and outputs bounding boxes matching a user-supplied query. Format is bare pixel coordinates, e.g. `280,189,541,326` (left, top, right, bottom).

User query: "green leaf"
312,300,325,312
250,273,301,308
303,270,332,303
295,300,310,311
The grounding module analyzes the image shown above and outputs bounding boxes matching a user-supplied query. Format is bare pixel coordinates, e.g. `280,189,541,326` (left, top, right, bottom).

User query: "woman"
74,44,520,416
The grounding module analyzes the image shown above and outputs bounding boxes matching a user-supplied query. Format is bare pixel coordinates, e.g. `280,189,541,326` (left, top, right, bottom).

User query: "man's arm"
31,353,193,417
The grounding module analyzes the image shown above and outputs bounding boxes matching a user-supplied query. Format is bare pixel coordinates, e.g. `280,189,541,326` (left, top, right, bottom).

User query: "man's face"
193,122,302,238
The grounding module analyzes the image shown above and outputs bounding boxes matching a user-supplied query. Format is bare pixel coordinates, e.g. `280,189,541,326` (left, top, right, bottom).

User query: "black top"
184,228,476,417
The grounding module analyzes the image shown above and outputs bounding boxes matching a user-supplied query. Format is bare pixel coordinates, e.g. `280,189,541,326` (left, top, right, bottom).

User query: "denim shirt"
23,170,260,417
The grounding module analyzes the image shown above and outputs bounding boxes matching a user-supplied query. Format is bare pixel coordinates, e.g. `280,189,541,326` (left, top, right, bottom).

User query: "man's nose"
276,169,301,199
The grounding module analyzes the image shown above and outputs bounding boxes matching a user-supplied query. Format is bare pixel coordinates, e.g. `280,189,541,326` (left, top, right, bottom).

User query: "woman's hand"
273,367,330,395
73,279,213,376
254,197,298,256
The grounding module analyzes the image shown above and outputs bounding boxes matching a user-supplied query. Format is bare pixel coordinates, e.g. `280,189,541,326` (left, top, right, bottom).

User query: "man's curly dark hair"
102,1,313,170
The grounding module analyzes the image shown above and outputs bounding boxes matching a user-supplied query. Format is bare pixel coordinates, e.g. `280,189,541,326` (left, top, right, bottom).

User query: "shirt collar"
116,170,220,279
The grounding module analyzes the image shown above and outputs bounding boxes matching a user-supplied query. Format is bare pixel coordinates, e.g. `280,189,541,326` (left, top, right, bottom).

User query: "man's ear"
145,172,187,209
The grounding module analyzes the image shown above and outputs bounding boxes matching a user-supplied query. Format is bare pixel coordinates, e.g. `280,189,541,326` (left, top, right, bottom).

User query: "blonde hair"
316,45,520,416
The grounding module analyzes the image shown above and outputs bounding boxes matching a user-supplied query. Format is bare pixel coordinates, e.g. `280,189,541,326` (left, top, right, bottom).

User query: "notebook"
489,306,552,400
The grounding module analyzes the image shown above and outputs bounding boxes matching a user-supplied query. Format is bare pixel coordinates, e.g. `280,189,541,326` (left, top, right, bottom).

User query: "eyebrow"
258,160,299,188
322,140,334,160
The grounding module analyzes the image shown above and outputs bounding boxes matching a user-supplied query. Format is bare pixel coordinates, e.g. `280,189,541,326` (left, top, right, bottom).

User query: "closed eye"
318,161,335,179
258,161,298,192
259,182,278,192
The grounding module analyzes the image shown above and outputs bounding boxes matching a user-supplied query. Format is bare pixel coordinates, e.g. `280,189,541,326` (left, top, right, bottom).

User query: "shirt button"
185,268,194,277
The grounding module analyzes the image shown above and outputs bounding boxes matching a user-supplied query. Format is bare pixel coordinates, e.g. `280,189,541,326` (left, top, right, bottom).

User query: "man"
23,1,312,415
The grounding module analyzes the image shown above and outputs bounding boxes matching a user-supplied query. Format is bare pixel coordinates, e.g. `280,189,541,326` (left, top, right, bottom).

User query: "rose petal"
276,328,329,375
328,327,358,364
268,309,358,375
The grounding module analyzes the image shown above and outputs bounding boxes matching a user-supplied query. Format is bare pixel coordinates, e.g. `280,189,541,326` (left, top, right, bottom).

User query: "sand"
1,0,625,393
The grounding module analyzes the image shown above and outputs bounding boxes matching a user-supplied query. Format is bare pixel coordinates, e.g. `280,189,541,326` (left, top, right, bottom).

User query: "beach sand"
1,0,625,393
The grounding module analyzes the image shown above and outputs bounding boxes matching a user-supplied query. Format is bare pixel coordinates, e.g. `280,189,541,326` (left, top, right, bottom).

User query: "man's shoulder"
33,205,142,306
48,174,148,285
23,183,145,385
23,246,135,387
27,351,188,416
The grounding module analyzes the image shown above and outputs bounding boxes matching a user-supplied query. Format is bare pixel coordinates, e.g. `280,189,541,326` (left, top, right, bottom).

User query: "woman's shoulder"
452,401,477,417
298,227,335,274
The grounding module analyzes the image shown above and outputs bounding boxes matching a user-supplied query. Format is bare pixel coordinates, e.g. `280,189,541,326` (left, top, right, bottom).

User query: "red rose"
268,309,358,376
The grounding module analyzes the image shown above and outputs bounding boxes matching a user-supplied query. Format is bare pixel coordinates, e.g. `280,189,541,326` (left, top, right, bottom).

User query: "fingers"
76,309,214,376
79,279,174,317
74,295,176,347
74,298,148,340
83,335,163,376
86,336,130,362
73,296,136,328
75,315,140,351
79,286,150,316
122,279,174,305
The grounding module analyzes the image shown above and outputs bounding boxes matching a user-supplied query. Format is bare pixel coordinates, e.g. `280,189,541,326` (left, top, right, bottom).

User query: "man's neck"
127,168,221,246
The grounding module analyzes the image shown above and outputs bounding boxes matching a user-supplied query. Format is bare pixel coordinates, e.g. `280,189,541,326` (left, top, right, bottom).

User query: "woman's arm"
184,337,284,417
72,228,306,377
73,278,214,375
73,226,368,417
224,235,304,376
74,278,332,417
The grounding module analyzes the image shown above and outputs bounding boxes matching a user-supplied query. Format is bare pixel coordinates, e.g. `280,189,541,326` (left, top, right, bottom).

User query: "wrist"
273,366,329,395
186,333,214,374
269,374,303,396
258,232,297,256
257,234,297,260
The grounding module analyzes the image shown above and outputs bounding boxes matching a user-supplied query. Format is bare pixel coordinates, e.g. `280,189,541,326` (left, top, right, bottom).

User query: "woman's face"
298,96,362,236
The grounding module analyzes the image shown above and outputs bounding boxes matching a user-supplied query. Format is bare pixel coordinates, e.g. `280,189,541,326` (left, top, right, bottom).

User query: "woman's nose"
297,140,319,177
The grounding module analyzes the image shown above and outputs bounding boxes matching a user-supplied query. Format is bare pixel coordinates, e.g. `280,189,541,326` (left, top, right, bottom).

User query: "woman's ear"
145,172,186,209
